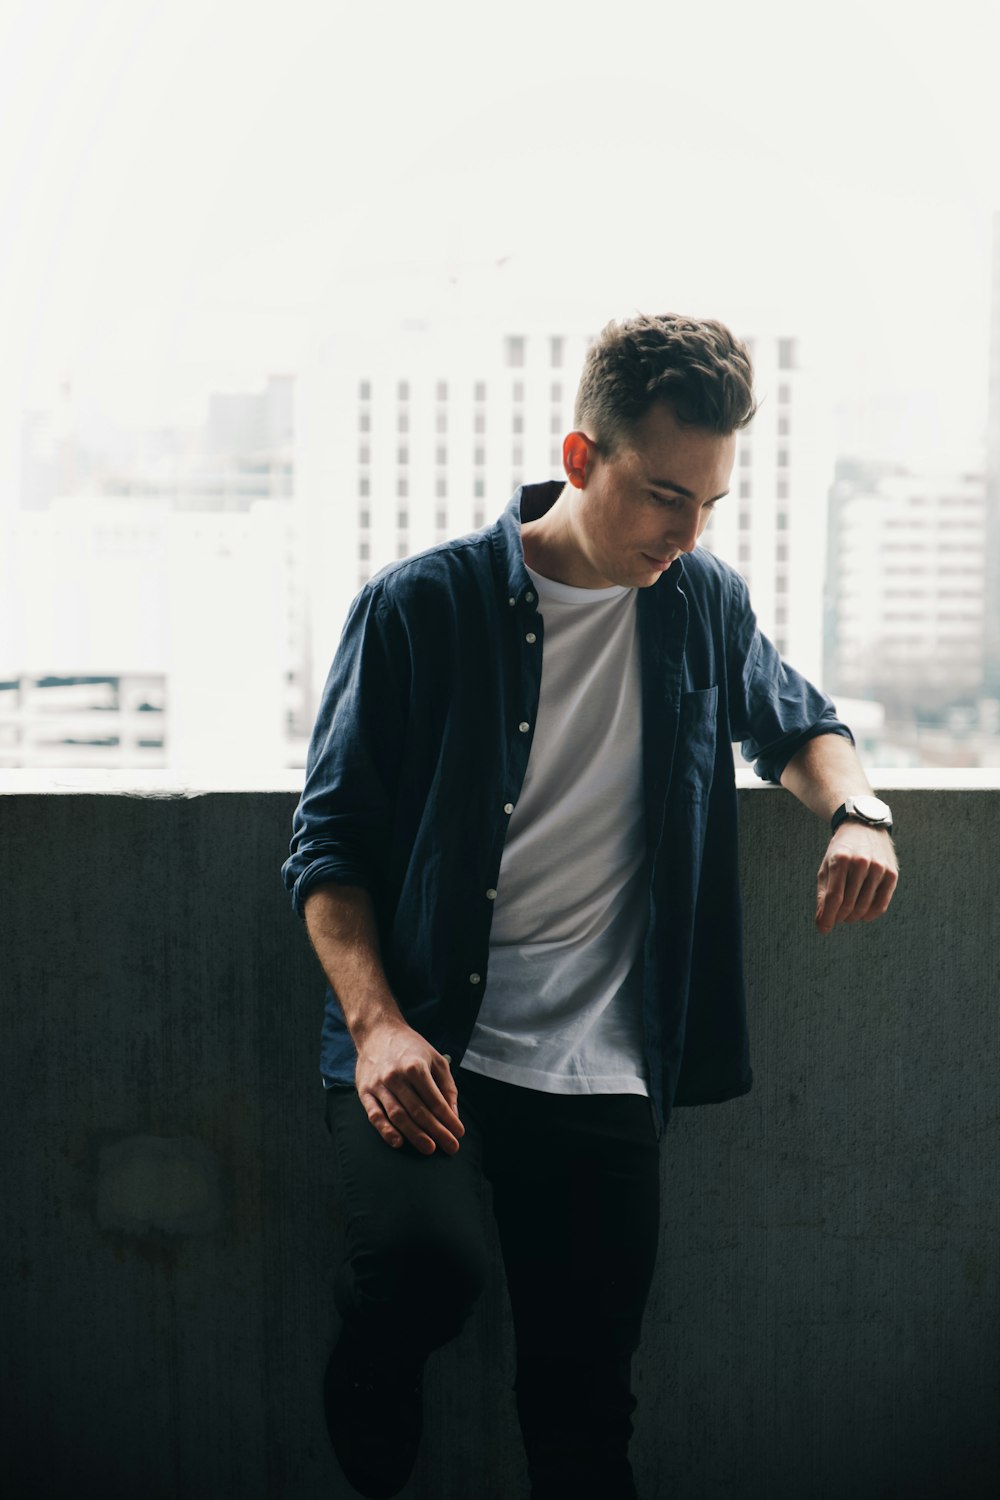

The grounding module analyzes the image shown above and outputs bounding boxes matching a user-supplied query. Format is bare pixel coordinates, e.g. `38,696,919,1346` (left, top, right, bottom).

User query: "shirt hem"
458,1052,650,1097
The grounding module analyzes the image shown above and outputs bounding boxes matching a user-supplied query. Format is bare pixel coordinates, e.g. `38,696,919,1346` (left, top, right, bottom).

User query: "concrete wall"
1,773,998,1499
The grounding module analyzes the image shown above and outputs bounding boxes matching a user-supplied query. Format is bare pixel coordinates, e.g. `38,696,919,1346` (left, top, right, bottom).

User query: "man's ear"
563,431,597,489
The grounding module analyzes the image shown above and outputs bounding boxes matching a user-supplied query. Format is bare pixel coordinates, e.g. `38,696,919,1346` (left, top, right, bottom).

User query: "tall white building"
827,464,986,707
296,316,829,727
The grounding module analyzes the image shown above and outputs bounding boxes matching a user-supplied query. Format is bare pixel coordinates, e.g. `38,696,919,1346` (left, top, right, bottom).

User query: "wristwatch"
830,795,893,836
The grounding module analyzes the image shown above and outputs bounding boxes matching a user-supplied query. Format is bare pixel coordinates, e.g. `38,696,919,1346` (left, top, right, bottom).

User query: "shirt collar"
491,481,563,606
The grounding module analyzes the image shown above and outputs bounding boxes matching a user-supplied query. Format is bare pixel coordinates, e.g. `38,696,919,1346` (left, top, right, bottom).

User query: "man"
281,313,898,1500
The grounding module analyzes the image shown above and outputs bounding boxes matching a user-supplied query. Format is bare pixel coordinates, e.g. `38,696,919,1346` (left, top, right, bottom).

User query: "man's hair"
573,312,758,457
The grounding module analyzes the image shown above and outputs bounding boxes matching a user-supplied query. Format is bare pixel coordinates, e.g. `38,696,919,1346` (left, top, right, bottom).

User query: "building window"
436,409,448,434
359,507,370,529
512,380,524,402
512,443,524,466
397,444,409,465
359,540,370,560
359,411,370,433
776,573,787,594
551,444,562,468
739,508,751,531
474,476,485,498
358,380,371,401
435,506,447,528
359,479,370,501
474,445,485,466
775,604,788,626
777,478,789,499
435,444,447,465
505,335,525,367
777,448,788,468
776,510,788,530
397,380,410,400
358,443,370,465
474,412,486,434
778,414,790,436
739,479,752,499
778,383,790,403
776,543,788,562
738,539,750,564
551,381,562,402
435,475,447,499
778,338,796,370
473,505,485,526
397,537,409,558
397,506,409,527
397,411,409,434
397,477,408,500
436,380,448,401
740,447,751,467
550,336,564,367
512,414,523,435
550,411,563,434
474,380,486,402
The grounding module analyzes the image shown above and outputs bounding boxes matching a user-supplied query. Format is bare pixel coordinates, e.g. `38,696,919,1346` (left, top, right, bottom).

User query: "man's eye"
649,492,678,507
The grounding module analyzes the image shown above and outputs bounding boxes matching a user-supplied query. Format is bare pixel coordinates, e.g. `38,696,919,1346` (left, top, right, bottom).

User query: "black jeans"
323,1064,662,1500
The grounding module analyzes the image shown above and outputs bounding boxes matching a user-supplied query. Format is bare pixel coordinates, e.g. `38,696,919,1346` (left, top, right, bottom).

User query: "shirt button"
485,888,497,900
503,802,514,814
525,590,535,603
469,972,481,984
518,721,530,733
508,596,516,607
525,632,536,644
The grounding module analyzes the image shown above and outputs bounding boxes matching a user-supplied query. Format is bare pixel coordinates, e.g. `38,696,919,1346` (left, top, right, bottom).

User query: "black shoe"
322,1323,425,1499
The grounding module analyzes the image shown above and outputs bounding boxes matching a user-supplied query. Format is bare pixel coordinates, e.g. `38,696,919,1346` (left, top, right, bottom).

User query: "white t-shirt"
461,562,650,1096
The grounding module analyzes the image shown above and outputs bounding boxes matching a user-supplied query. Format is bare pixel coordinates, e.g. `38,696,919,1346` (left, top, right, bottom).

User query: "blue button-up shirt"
282,480,854,1139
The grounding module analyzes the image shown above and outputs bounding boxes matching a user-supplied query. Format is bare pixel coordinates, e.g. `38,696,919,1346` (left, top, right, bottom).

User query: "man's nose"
674,512,703,554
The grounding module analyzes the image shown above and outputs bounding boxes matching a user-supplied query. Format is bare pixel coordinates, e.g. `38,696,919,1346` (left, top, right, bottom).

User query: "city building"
2,369,304,770
985,207,1000,698
825,460,987,715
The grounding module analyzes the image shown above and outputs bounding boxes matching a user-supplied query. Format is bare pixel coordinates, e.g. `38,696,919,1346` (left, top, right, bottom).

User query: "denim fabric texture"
324,1066,661,1499
282,481,854,1138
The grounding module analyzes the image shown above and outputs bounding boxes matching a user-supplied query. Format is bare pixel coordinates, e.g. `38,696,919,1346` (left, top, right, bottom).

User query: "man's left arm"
779,732,899,935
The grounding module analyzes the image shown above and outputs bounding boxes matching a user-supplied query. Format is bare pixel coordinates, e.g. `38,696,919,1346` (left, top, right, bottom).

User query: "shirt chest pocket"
674,685,719,800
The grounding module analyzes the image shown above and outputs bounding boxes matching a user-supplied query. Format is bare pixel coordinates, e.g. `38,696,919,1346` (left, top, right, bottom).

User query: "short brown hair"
573,312,758,457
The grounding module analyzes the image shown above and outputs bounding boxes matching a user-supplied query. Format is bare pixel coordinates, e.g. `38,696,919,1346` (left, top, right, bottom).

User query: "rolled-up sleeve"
281,585,408,917
725,570,853,784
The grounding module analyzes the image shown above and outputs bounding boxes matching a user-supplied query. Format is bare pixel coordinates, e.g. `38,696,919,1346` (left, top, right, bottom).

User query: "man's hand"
815,822,899,934
355,1020,465,1155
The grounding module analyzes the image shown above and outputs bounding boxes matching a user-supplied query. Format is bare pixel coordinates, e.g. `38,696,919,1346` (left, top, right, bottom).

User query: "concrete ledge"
2,785,998,1498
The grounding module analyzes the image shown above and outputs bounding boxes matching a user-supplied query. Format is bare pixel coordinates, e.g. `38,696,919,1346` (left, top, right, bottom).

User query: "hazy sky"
1,0,998,472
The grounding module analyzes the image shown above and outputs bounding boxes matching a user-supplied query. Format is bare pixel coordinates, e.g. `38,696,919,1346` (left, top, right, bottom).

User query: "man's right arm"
303,883,464,1155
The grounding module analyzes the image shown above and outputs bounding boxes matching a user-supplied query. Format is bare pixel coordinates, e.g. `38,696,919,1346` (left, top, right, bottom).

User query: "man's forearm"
302,883,406,1046
779,731,875,821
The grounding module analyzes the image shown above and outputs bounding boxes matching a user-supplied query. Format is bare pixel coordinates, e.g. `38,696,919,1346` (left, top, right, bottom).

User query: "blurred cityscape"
2,213,999,774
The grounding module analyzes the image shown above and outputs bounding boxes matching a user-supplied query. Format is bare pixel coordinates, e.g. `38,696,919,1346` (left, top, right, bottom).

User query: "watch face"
849,795,891,823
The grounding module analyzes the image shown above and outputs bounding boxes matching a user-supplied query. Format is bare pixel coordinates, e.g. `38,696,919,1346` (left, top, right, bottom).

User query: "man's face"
569,402,736,588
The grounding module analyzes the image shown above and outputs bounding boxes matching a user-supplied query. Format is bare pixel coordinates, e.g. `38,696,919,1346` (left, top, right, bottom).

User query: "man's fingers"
395,1086,464,1152
816,853,847,933
819,855,899,930
839,861,883,922
860,866,899,921
838,860,869,923
367,1080,464,1158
